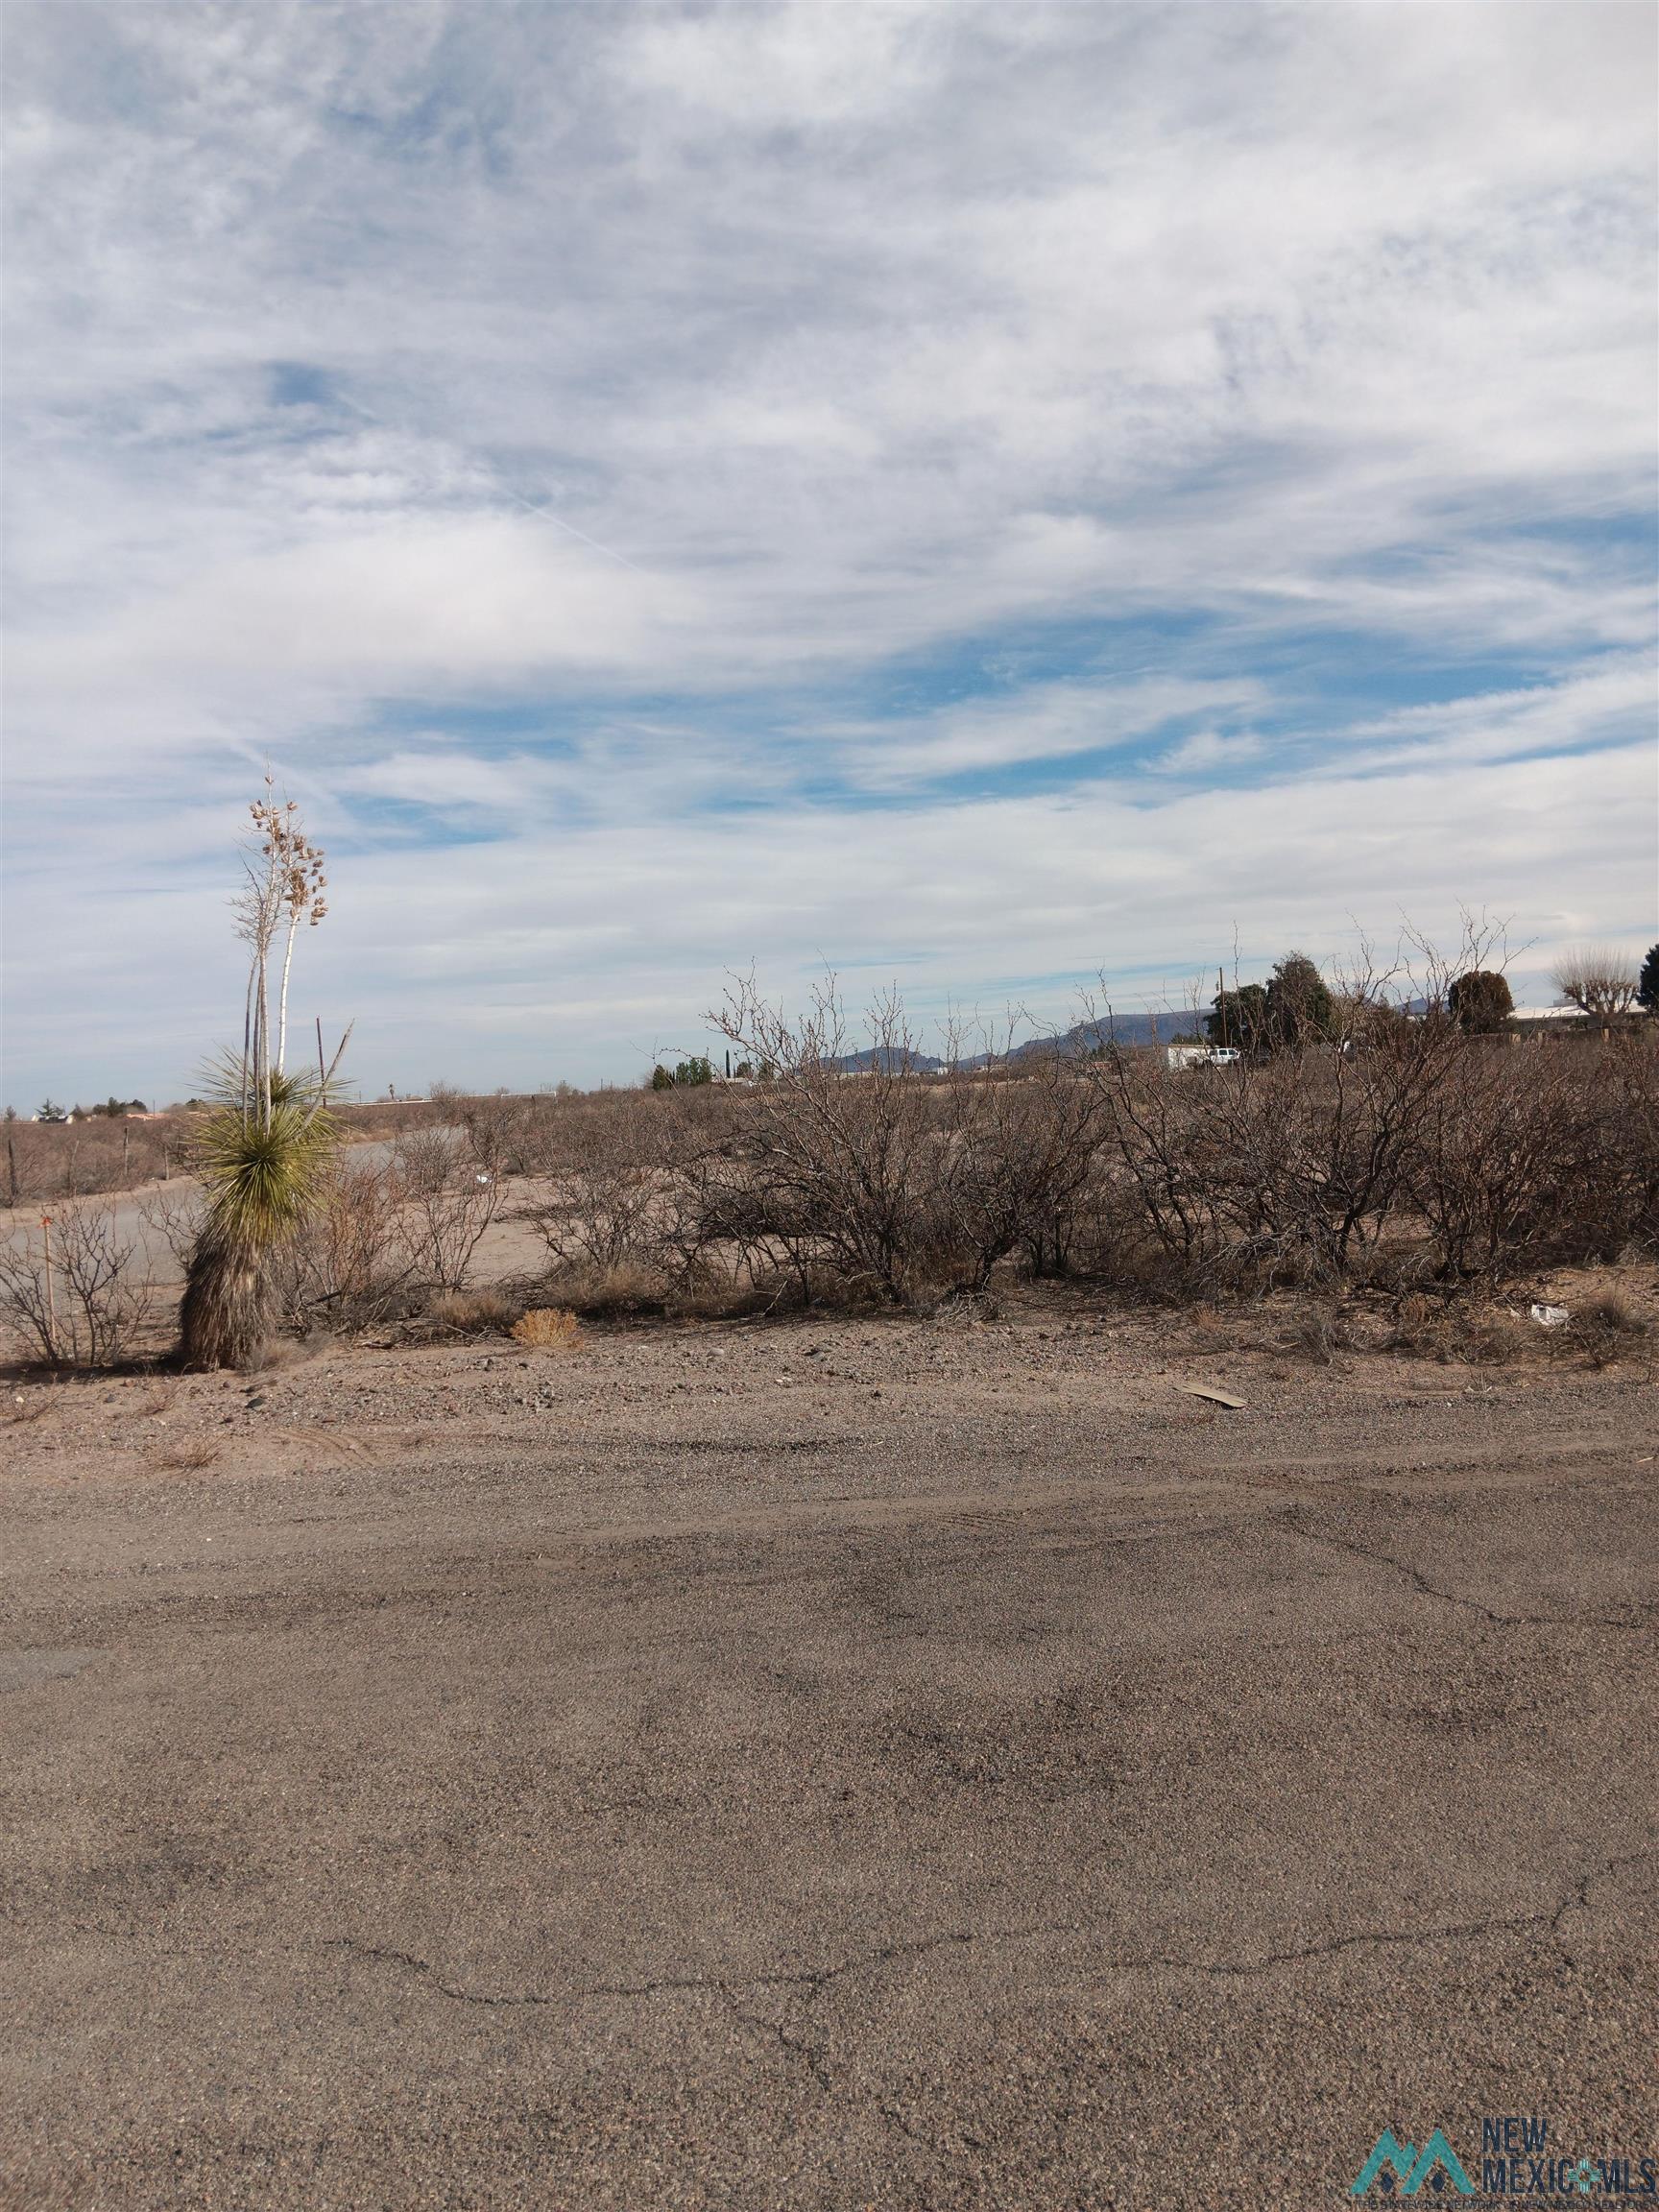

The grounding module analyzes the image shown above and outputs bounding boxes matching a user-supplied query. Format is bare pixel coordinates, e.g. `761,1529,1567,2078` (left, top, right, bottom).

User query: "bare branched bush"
524,1102,683,1274
395,1128,500,1292
458,1092,534,1179
1074,930,1541,1293
685,985,1118,1305
699,980,974,1304
1407,1043,1647,1282
0,1205,150,1366
928,1041,1115,1291
135,1185,206,1274
271,1153,414,1333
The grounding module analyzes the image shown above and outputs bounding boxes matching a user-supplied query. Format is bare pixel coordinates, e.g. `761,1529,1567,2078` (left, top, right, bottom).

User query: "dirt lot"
3,1293,1656,2210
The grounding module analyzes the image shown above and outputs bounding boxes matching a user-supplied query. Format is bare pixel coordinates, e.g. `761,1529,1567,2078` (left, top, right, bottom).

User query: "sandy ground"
2,1296,1656,2209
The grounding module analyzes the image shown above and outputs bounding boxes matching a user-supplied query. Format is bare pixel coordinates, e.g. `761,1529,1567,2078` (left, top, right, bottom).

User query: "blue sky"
3,2,1655,1104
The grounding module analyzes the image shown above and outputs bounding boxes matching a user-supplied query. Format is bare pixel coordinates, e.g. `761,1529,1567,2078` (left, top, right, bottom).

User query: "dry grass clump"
1289,1305,1354,1365
536,1261,670,1317
429,1289,520,1335
1575,1287,1645,1334
511,1306,582,1350
1569,1289,1648,1366
1388,1292,1527,1365
153,1437,222,1473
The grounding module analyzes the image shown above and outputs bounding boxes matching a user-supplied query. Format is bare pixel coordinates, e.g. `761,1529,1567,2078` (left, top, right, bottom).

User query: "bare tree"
1552,945,1639,1019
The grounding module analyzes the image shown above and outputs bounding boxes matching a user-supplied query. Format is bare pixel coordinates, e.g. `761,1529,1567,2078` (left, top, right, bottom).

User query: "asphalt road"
3,1333,1656,2210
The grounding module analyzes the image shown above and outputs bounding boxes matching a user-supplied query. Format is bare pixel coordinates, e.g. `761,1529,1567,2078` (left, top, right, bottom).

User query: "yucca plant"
179,782,351,1369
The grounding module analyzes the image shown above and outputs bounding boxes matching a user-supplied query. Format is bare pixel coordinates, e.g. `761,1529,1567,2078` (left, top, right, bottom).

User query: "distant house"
1507,1005,1588,1029
1504,1005,1646,1043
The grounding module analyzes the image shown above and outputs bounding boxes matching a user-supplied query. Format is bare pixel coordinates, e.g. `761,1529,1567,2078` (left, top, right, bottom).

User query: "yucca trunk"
179,1232,273,1370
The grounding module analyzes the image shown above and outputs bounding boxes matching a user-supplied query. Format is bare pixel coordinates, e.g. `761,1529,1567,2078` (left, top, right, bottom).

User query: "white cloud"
1158,729,1265,777
1,3,1653,1098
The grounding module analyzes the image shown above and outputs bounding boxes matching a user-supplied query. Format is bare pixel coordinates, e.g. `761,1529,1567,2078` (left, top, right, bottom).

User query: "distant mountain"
824,1046,947,1073
1005,1011,1178,1058
824,1011,1190,1074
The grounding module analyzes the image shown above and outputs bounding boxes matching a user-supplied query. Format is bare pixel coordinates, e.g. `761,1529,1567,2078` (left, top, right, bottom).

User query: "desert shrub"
429,1288,521,1334
1568,1289,1647,1364
1576,1287,1644,1334
1289,1302,1353,1364
1602,1027,1659,1246
135,1185,206,1274
700,981,989,1303
0,1204,150,1366
1406,1046,1640,1283
394,1127,500,1292
929,1050,1115,1290
701,982,1121,1302
270,1152,413,1334
524,1109,680,1273
693,970,1471,1304
456,1092,537,1178
1078,943,1528,1292
154,1437,222,1473
511,1306,581,1349
1387,1291,1527,1365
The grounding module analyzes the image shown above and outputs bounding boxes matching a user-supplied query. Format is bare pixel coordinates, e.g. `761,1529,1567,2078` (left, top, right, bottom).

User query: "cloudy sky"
3,3,1655,1103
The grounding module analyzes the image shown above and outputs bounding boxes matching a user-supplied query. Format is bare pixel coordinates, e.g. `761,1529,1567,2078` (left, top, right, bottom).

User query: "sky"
3,2,1655,1106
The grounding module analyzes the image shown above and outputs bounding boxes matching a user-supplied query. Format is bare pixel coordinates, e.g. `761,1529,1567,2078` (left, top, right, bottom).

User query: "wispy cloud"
2,3,1653,1099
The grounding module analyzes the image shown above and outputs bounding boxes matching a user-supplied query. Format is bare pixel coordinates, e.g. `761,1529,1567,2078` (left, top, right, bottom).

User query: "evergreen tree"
1264,952,1334,1050
1448,969,1513,1033
1204,982,1268,1055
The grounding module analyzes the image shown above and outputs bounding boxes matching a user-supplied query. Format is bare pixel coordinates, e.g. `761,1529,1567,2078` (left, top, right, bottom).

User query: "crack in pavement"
716,1985,835,2092
1278,1510,1658,1632
322,1844,1654,2019
321,1937,557,2008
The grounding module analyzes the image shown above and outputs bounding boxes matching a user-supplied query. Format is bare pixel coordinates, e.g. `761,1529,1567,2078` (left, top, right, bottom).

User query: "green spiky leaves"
193,1098,340,1251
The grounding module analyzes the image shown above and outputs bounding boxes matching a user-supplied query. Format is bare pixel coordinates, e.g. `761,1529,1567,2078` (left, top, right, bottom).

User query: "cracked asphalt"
2,1306,1656,2208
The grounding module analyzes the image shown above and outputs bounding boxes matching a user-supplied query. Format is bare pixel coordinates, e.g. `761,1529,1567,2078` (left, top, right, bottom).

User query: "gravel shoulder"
3,1299,1656,2209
